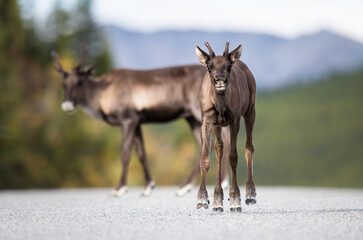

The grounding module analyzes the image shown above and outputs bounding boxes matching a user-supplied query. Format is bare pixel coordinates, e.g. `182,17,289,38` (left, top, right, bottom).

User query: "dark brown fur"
195,42,257,212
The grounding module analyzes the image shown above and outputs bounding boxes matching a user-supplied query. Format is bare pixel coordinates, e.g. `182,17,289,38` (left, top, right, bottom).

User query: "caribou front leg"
112,118,138,197
196,120,212,209
134,125,155,197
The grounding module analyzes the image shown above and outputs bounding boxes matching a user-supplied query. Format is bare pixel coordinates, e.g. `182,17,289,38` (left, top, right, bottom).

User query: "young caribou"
195,42,257,212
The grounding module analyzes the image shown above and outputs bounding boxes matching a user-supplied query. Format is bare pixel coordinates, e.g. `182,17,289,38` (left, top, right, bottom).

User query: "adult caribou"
195,42,257,212
52,47,230,197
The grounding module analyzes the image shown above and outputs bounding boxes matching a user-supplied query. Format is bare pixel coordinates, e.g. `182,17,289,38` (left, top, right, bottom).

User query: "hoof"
176,184,193,197
245,198,257,205
142,181,155,197
245,183,256,204
196,200,209,209
230,206,242,213
111,186,128,197
212,207,224,212
229,196,242,213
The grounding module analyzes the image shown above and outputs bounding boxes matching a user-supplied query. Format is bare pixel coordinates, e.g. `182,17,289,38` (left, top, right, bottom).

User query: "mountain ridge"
104,25,363,89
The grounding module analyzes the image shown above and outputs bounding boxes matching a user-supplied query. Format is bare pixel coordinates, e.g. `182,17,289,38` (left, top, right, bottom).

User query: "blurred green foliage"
0,0,115,188
252,71,363,188
0,0,362,189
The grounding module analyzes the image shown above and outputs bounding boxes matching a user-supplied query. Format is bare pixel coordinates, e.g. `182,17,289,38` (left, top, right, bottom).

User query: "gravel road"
0,186,362,240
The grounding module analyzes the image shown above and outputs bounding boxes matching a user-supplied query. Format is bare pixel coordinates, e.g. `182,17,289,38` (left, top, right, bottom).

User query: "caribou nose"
61,101,76,113
214,77,225,85
215,74,225,81
214,78,227,91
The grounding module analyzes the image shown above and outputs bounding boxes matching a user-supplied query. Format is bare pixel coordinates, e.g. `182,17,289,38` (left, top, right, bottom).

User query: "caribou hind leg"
135,125,155,197
176,117,201,196
221,127,230,190
244,107,257,205
229,119,242,213
212,126,224,212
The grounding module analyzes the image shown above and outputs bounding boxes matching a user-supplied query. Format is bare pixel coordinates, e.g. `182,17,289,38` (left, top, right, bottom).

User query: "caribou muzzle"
61,100,77,113
214,77,228,91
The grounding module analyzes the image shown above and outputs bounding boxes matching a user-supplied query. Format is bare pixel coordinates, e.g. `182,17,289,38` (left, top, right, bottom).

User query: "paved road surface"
0,187,362,240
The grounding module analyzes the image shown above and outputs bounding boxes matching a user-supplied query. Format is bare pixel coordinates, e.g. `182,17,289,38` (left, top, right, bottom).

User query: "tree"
0,0,115,189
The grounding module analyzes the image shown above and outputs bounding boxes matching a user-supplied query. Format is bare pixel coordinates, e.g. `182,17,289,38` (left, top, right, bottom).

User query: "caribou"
195,42,257,212
52,47,231,197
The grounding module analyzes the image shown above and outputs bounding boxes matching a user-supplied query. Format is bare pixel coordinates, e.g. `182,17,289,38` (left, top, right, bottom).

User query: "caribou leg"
177,118,230,196
229,119,242,213
134,125,155,197
196,120,212,209
112,118,138,197
176,117,201,196
221,127,230,190
244,107,257,205
212,126,224,212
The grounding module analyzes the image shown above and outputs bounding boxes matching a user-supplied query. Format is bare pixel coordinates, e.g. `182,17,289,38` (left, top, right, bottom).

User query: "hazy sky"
31,0,363,43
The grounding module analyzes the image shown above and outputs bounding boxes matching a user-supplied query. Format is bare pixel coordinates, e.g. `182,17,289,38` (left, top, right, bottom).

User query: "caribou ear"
195,46,210,66
228,44,242,63
82,64,96,75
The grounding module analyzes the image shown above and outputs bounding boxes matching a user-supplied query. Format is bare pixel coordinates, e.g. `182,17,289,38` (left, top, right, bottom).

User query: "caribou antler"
204,42,215,58
51,51,65,73
223,42,230,58
73,45,88,70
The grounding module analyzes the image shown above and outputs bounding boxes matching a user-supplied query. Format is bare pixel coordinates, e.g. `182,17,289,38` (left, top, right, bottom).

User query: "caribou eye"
207,63,214,72
62,72,69,78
